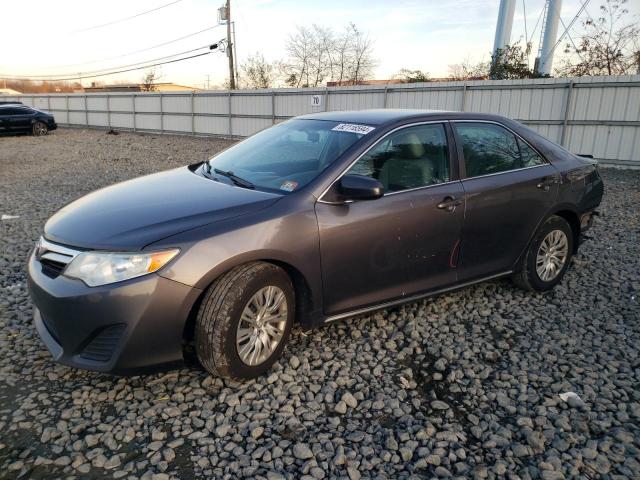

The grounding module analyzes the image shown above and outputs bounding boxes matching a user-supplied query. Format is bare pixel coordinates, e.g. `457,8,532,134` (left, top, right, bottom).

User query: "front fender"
151,203,324,326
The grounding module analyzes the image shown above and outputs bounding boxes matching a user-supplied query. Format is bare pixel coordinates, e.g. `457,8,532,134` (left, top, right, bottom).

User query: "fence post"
228,90,233,137
324,88,329,112
46,95,51,113
132,94,137,132
383,86,389,108
271,90,276,125
461,82,468,112
560,80,574,147
191,91,195,135
85,95,89,126
107,95,111,129
160,93,164,134
65,95,69,125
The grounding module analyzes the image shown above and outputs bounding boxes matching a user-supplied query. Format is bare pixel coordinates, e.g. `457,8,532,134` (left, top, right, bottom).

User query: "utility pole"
536,0,563,76
226,0,236,89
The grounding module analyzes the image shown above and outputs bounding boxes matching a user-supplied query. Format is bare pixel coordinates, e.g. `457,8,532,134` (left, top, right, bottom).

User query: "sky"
1,0,638,88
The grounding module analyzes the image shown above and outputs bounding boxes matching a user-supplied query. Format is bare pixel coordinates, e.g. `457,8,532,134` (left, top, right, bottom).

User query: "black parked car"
27,109,603,379
0,102,57,135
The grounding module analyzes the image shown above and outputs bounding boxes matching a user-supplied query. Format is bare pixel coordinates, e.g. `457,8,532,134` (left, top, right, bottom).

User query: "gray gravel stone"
0,131,637,480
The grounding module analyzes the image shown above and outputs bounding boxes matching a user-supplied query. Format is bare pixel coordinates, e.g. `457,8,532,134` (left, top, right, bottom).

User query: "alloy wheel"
33,122,47,136
236,286,288,366
536,229,569,282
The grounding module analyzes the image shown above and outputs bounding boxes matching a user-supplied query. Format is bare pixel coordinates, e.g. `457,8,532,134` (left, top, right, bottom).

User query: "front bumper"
27,249,201,374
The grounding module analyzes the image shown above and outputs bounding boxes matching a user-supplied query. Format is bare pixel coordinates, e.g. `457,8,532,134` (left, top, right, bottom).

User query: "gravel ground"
1,128,639,480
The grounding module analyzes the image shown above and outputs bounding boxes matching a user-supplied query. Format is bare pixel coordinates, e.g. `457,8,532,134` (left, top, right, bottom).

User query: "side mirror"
337,174,384,201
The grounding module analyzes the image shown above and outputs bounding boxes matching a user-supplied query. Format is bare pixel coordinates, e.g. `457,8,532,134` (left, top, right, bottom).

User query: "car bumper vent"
80,325,126,362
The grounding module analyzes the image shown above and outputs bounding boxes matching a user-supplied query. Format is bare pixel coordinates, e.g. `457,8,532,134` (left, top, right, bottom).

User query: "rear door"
452,121,559,281
315,122,464,316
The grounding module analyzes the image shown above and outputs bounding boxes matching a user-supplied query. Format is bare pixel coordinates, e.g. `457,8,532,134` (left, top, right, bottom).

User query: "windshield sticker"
280,180,298,192
331,123,375,135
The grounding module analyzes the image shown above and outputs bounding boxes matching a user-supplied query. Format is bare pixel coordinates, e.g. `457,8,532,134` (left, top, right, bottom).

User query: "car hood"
44,166,281,250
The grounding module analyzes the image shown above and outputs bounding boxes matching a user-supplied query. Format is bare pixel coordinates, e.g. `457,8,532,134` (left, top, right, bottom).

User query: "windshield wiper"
213,168,255,189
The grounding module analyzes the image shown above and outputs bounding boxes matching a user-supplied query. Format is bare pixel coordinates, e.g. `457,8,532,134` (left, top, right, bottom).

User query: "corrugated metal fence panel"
194,115,228,135
233,93,271,116
5,75,638,165
49,97,67,110
194,94,228,115
162,94,191,114
275,92,325,117
109,95,134,112
328,91,384,111
135,95,161,113
163,114,191,133
231,117,272,137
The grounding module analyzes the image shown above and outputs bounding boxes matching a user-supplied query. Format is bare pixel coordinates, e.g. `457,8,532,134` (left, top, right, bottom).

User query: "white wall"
4,75,639,166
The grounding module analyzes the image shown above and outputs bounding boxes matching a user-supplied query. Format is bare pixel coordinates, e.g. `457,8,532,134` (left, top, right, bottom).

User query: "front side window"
454,122,546,177
346,123,449,193
206,119,368,193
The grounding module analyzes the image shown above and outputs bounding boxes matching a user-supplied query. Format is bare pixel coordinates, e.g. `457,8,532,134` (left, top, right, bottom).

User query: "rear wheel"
195,262,294,380
513,215,574,292
32,121,48,136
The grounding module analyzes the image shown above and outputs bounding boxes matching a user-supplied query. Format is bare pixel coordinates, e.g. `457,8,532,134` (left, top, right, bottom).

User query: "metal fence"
4,74,640,166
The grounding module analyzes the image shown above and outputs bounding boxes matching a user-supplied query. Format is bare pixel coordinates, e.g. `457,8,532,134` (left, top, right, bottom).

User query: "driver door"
315,122,464,316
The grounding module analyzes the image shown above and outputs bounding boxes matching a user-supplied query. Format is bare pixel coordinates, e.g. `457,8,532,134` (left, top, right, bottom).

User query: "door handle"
437,196,462,212
536,177,555,191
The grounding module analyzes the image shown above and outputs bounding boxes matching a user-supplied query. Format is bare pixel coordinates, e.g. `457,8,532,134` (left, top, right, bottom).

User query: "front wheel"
195,262,294,380
513,215,574,292
32,121,48,136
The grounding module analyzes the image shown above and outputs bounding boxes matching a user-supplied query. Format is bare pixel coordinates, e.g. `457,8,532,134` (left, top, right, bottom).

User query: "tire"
32,121,48,136
195,262,295,380
513,215,574,292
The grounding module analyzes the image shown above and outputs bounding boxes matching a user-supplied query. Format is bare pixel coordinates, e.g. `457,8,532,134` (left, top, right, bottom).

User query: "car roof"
297,109,508,126
0,103,29,108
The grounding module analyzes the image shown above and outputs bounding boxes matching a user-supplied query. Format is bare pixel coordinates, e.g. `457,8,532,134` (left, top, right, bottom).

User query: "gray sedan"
28,109,603,379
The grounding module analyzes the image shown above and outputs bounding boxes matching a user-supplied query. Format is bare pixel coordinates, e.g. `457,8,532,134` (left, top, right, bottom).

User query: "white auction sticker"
331,123,375,135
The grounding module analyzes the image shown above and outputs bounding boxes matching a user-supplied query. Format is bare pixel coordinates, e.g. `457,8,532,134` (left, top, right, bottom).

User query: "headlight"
64,249,179,287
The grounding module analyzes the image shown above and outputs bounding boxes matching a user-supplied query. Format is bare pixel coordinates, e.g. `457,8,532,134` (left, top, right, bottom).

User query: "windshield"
206,119,372,193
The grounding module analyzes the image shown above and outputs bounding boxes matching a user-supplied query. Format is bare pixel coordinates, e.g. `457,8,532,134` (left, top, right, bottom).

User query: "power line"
54,25,223,69
73,0,184,33
527,4,546,45
1,51,214,82
3,44,218,79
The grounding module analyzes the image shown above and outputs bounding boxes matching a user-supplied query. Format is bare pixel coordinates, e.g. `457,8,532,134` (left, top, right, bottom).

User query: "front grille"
80,325,126,362
41,258,67,278
35,237,80,279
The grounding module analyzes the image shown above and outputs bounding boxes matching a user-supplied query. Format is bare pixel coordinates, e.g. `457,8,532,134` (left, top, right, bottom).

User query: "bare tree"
141,68,160,91
308,24,334,87
240,52,276,89
348,24,376,84
556,0,639,76
283,23,376,87
334,24,355,84
284,26,315,87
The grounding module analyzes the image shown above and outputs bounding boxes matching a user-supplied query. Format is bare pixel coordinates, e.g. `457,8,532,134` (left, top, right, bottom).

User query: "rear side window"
454,123,520,177
517,137,546,167
454,122,547,178
346,123,449,193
